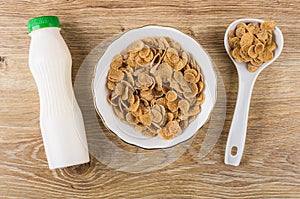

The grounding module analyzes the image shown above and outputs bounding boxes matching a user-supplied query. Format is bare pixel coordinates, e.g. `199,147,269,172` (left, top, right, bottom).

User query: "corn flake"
260,21,276,31
166,90,177,102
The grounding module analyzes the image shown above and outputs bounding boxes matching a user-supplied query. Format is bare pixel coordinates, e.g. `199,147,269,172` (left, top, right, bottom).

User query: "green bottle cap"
28,16,60,34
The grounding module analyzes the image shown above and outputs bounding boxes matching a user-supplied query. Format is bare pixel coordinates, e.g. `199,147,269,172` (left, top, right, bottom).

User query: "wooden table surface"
1,0,300,198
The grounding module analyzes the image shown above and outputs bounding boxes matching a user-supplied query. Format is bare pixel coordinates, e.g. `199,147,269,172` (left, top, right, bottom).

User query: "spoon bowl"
224,18,284,166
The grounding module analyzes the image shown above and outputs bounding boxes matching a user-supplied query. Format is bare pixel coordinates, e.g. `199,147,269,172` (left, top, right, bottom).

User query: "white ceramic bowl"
92,26,217,149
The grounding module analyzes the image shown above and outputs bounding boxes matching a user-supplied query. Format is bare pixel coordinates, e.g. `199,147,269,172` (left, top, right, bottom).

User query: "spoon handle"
225,75,256,166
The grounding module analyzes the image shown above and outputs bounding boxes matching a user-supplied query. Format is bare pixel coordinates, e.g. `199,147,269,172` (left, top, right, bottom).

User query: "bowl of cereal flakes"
92,26,217,149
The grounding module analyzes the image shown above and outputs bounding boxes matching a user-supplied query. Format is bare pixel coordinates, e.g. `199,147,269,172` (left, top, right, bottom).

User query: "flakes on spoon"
228,21,277,72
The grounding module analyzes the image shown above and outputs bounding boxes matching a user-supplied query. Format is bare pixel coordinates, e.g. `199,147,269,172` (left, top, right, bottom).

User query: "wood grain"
1,0,300,198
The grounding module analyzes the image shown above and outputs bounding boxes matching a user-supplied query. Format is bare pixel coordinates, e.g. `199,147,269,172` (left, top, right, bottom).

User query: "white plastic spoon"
224,18,284,166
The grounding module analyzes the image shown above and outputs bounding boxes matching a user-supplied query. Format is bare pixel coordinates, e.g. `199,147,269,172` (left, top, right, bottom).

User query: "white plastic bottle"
28,16,89,169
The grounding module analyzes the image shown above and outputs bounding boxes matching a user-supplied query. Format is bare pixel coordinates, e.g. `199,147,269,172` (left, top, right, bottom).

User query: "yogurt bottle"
28,16,89,169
